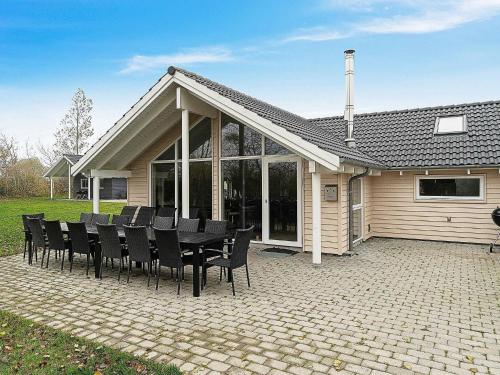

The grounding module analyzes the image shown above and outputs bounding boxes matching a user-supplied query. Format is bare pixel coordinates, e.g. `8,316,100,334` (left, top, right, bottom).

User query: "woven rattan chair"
120,206,138,223
157,206,176,218
111,214,130,229
43,220,70,270
91,213,110,225
153,216,174,230
22,213,44,260
177,218,199,233
123,225,157,286
26,217,46,264
134,206,155,227
96,224,128,281
67,222,94,276
79,212,93,225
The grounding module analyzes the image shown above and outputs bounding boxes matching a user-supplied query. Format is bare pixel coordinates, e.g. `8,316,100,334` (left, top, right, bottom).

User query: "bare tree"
54,88,94,155
37,141,60,167
0,132,18,176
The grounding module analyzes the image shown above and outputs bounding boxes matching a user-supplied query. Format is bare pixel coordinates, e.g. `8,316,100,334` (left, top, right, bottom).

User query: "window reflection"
221,114,262,157
265,138,291,155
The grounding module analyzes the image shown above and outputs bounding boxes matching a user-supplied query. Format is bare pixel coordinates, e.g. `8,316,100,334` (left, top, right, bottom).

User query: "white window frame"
415,175,485,201
81,178,88,189
352,178,363,244
434,115,467,135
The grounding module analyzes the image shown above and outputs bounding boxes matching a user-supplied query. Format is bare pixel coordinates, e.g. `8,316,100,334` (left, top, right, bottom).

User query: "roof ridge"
309,99,500,121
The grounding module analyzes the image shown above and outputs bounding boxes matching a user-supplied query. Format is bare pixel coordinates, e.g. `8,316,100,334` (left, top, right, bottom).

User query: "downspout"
348,167,369,252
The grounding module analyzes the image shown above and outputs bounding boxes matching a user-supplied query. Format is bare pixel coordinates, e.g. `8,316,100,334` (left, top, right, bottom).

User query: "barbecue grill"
489,207,500,253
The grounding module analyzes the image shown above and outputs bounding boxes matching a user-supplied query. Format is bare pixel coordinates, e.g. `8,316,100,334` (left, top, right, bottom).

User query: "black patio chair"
123,225,157,286
133,206,155,227
26,217,46,265
154,228,194,294
96,224,128,281
204,226,253,296
43,220,71,270
153,216,174,230
157,206,176,218
80,212,93,225
66,222,95,276
21,213,44,260
91,213,110,225
111,214,130,229
177,218,199,233
202,220,228,284
120,206,138,223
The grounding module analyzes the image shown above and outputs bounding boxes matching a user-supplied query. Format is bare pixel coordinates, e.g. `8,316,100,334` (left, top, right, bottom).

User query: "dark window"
221,114,262,157
189,161,212,220
153,163,176,208
189,118,212,159
418,177,481,199
156,144,175,161
265,138,291,155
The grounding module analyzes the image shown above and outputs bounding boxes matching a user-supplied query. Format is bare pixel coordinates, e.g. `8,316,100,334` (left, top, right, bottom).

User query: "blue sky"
1,0,500,153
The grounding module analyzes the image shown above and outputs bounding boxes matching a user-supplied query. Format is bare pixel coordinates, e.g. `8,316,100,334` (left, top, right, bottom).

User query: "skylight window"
434,115,467,134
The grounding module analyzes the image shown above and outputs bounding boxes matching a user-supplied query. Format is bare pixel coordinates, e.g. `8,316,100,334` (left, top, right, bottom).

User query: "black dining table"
58,223,228,297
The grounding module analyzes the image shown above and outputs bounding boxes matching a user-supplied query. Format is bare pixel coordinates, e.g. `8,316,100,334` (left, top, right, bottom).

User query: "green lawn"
0,198,123,257
0,310,181,375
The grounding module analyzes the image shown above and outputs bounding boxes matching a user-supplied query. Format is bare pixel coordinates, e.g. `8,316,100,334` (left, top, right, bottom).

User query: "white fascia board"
43,157,67,178
91,169,132,178
72,74,175,175
173,74,340,172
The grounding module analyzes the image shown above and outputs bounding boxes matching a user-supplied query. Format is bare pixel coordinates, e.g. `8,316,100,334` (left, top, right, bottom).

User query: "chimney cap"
344,49,355,54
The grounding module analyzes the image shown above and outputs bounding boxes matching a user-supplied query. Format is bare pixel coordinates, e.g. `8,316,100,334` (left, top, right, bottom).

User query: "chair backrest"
120,206,138,222
27,217,45,247
111,214,130,228
134,206,155,227
204,219,228,234
22,213,44,232
123,225,151,262
91,213,110,225
67,222,91,254
79,212,93,225
96,224,122,259
230,226,254,269
189,207,200,219
153,216,174,230
177,218,199,233
44,220,65,251
154,228,183,268
157,206,176,218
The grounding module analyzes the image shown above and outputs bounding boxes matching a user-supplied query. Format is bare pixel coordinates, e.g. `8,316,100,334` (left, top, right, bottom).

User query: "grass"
0,310,181,375
0,197,123,257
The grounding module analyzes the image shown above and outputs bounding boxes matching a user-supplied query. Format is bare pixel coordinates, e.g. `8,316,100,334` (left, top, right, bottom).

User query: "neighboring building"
71,52,500,263
44,154,127,200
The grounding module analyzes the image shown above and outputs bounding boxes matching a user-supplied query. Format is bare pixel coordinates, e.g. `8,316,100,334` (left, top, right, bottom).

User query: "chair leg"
40,246,46,268
86,254,90,276
118,260,122,282
231,272,236,297
23,240,27,259
245,263,251,288
219,267,223,282
60,250,65,271
127,260,132,283
100,256,104,279
46,248,51,268
69,252,74,273
156,266,161,290
147,261,151,287
111,259,114,269
177,268,181,295
34,246,38,262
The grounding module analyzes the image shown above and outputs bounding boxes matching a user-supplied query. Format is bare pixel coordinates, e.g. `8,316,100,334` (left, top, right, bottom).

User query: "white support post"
93,176,100,214
311,169,322,265
68,164,72,199
50,178,54,200
181,109,190,218
88,176,91,200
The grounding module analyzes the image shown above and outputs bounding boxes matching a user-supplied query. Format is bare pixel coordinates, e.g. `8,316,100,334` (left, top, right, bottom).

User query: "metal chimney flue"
344,49,356,148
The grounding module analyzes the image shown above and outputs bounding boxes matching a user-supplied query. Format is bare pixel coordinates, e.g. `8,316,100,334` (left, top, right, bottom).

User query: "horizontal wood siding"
369,169,500,244
303,163,342,254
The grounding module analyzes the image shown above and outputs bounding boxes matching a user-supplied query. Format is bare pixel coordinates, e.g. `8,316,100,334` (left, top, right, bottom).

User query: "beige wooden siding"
303,163,343,254
368,169,500,244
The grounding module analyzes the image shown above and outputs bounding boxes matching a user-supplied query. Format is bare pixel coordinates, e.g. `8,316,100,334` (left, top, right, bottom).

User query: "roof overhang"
43,155,74,178
73,70,345,175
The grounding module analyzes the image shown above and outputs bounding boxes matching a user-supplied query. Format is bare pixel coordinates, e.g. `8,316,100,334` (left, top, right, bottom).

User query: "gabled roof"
44,154,82,178
310,100,500,169
170,67,384,169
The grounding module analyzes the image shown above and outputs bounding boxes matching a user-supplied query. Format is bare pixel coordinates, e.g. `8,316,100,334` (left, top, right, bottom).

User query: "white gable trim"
72,73,175,175
173,73,340,171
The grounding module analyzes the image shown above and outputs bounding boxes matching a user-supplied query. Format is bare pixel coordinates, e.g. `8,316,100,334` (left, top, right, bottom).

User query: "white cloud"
120,47,233,74
285,0,500,41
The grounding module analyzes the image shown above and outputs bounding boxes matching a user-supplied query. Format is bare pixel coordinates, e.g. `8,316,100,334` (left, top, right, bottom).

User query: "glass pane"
156,144,175,161
189,161,212,221
190,118,212,159
265,138,291,155
352,179,362,206
153,163,176,209
436,116,464,133
268,161,297,242
221,114,262,157
419,178,480,198
222,159,262,240
352,209,362,241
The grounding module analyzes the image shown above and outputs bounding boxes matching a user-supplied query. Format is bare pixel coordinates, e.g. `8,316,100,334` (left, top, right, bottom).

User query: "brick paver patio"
0,238,499,374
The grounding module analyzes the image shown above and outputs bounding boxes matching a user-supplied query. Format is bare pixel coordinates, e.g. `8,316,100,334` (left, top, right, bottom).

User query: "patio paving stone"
0,238,499,374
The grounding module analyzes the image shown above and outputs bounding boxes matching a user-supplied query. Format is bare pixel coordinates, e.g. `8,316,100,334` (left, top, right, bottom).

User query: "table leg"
192,245,200,297
28,241,33,265
94,243,101,279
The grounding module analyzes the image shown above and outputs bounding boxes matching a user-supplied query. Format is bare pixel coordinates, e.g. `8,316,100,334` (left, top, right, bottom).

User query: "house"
71,50,500,263
44,154,127,200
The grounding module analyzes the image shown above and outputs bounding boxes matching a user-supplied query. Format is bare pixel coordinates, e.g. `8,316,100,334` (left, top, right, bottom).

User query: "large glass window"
352,179,362,243
189,117,212,159
189,161,212,221
221,159,262,240
416,176,483,200
152,163,176,209
265,138,291,155
221,114,262,157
